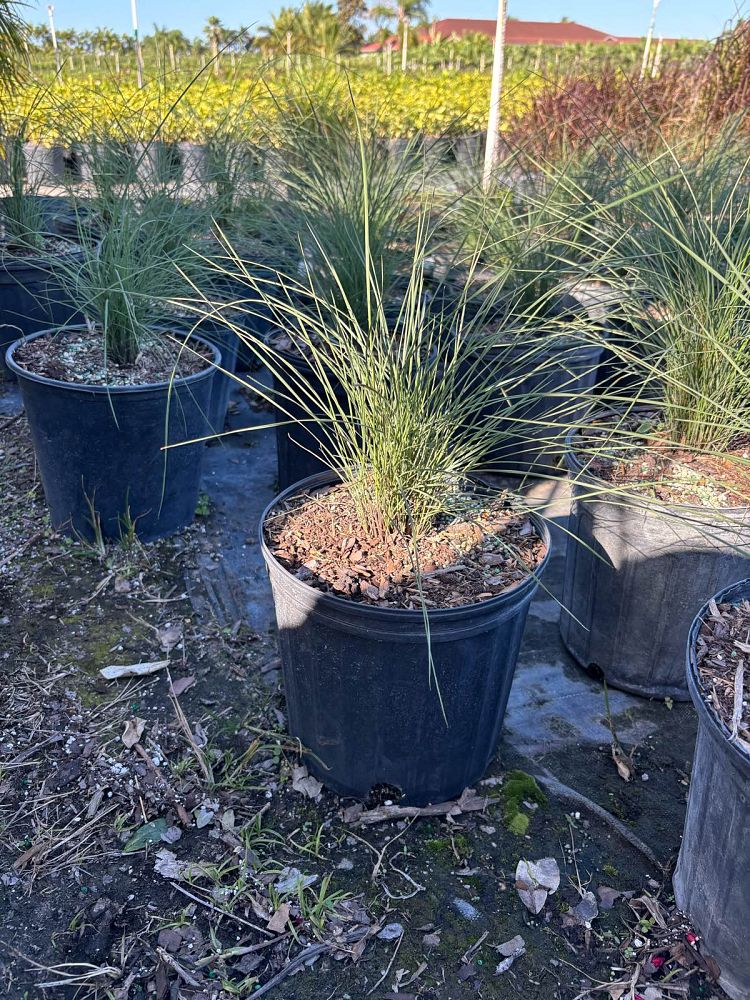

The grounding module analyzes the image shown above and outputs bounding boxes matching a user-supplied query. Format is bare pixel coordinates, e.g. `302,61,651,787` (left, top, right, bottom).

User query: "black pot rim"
260,470,552,624
564,407,750,516
0,240,82,271
687,578,750,776
5,325,220,395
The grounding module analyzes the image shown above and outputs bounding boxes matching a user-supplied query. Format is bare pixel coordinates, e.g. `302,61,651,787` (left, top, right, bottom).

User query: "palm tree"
203,15,224,72
91,27,120,61
28,22,52,50
0,0,28,88
369,0,428,71
298,2,356,57
257,7,300,58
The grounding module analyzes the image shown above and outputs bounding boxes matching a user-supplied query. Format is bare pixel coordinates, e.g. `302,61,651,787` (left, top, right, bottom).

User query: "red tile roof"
361,18,649,52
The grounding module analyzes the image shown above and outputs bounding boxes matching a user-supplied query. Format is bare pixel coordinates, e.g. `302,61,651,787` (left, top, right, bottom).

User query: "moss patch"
501,770,547,836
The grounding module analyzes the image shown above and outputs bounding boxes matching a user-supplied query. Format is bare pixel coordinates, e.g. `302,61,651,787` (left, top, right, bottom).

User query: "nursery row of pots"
4,313,749,1000
6,134,490,190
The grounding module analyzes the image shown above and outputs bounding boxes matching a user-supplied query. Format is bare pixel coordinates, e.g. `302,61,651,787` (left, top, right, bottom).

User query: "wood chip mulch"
694,596,750,752
14,329,213,386
265,483,547,609
573,411,750,507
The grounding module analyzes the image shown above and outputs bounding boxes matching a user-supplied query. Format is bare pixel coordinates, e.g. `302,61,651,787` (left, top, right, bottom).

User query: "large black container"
6,328,218,542
261,473,551,805
0,248,82,379
561,426,750,700
474,337,604,476
160,314,240,436
203,322,239,435
674,578,750,1000
268,345,346,492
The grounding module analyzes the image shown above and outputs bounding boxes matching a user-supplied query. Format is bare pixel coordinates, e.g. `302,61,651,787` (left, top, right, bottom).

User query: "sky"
30,0,747,42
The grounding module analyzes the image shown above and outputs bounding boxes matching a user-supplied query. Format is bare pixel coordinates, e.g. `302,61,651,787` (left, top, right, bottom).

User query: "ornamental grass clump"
264,96,428,330
0,132,46,251
591,131,750,457
211,212,592,537
56,190,211,368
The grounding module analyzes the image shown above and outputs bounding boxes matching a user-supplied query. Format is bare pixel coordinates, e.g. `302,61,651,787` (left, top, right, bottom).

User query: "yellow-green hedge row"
4,68,541,142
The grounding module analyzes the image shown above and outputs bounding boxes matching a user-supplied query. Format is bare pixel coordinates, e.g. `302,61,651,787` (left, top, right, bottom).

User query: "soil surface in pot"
694,597,750,751
0,234,79,260
571,410,750,507
14,327,213,386
265,482,547,608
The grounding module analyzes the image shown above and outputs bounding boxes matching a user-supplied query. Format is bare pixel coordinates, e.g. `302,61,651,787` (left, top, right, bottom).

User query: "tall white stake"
47,5,60,75
131,0,144,87
482,0,507,191
640,0,661,80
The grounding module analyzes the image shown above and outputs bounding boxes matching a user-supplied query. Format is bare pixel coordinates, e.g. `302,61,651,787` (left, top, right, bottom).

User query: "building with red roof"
361,18,646,53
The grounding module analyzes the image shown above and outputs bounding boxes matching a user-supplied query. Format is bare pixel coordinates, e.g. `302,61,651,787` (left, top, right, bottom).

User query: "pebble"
452,898,481,921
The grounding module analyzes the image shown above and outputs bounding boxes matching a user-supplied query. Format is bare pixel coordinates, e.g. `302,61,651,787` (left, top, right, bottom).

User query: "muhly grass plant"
53,189,213,367
0,132,46,250
264,98,430,330
207,218,603,539
546,125,750,505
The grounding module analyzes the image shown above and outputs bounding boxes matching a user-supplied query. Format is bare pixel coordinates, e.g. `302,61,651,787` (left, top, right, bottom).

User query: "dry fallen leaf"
291,765,323,801
266,901,290,933
153,848,205,880
158,624,182,653
612,744,634,782
515,857,560,914
100,660,170,680
170,675,195,697
121,717,145,749
496,934,525,958
597,885,622,910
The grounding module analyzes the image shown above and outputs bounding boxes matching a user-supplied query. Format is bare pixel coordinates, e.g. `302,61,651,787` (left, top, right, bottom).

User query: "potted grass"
222,231,552,805
187,102,287,375
673,579,750,1000
560,145,750,699
0,132,82,379
5,191,218,542
451,163,606,476
252,106,426,490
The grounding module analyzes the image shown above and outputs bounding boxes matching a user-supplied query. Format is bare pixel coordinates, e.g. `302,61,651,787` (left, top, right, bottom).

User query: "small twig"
366,929,404,996
167,670,213,784
169,881,274,936
461,930,489,964
347,817,416,883
156,949,202,988
13,803,119,870
730,662,744,741
252,928,372,999
192,934,289,969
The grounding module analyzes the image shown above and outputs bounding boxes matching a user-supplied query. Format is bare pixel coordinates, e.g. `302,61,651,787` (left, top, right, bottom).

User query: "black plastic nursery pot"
673,579,750,1000
268,343,347,492
261,472,551,805
6,328,218,542
203,322,239,435
475,337,604,476
560,424,750,700
0,247,82,380
163,315,240,436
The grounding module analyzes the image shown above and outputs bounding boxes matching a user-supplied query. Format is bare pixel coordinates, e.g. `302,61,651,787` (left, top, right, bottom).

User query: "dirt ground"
0,383,729,1000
